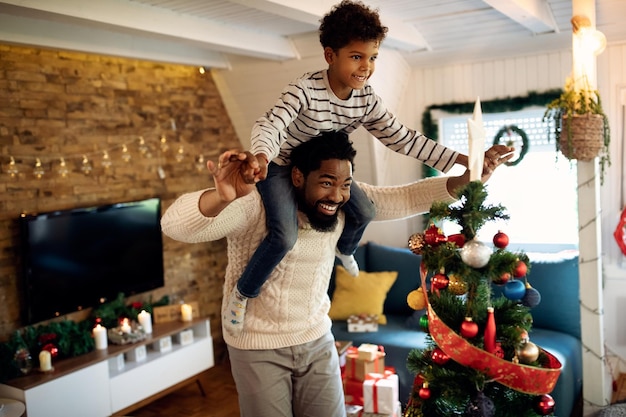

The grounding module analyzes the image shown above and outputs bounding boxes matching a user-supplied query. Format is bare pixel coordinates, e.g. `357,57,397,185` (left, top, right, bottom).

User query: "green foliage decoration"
0,292,169,383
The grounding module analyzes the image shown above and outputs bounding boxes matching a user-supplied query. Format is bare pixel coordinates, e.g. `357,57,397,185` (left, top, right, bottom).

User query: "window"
438,108,579,252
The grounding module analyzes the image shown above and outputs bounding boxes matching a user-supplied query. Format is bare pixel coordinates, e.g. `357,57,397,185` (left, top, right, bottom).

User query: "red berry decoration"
41,343,59,358
431,347,450,365
533,394,555,415
431,272,450,290
493,230,509,249
419,382,431,400
513,260,528,277
460,317,479,338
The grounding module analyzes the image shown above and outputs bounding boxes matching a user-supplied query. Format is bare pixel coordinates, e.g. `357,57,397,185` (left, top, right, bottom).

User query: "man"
160,131,512,417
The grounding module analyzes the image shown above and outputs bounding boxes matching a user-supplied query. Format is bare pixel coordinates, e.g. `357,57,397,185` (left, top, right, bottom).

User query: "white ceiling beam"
0,0,300,61
0,11,231,68
233,0,430,52
482,0,559,34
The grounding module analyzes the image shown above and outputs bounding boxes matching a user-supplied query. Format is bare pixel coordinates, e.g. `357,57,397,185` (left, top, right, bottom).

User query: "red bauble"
447,233,466,248
493,230,509,249
431,272,450,290
533,394,556,415
460,317,479,338
418,383,431,400
493,272,511,285
513,260,528,278
431,347,450,365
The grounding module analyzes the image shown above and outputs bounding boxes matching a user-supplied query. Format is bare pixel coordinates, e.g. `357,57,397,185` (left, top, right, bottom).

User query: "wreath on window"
492,125,529,166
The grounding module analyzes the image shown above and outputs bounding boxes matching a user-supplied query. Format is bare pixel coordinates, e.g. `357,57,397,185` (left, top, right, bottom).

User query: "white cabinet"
0,319,214,417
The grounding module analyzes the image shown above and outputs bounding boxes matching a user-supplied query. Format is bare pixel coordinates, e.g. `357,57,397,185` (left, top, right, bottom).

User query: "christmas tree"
404,181,561,417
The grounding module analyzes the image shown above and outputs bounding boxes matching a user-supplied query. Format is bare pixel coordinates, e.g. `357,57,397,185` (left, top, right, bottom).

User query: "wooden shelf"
0,318,214,417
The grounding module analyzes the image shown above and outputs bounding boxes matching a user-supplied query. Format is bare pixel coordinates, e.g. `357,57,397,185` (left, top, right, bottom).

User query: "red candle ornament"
484,307,496,354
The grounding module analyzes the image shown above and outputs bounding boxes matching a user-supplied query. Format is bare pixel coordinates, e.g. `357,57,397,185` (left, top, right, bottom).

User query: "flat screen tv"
19,197,165,324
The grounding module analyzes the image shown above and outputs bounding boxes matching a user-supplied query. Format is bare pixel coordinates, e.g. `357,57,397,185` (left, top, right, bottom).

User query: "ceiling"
0,0,625,69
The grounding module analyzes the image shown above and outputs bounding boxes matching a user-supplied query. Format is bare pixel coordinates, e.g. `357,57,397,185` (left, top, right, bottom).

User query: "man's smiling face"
293,158,353,232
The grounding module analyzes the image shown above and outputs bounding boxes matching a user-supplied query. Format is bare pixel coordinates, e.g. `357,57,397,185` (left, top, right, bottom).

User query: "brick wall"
0,44,241,360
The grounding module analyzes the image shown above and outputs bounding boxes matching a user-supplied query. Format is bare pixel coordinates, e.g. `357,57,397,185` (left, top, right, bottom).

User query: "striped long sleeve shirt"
250,70,459,173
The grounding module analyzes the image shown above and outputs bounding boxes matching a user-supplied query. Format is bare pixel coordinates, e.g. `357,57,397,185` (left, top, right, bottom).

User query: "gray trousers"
227,332,347,417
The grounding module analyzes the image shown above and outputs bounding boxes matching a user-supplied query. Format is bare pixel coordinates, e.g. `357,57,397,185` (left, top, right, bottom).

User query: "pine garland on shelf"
0,292,169,383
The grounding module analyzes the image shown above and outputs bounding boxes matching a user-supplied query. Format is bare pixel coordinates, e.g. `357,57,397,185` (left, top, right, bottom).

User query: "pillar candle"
138,310,152,334
120,318,132,334
39,350,52,372
93,324,108,350
181,303,193,321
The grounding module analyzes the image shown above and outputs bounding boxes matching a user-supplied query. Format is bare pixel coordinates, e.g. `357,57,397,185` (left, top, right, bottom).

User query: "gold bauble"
408,233,426,255
516,340,539,364
447,274,468,295
407,289,427,310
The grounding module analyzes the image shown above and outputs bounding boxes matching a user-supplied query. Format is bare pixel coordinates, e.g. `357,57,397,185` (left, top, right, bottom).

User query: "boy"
227,0,475,337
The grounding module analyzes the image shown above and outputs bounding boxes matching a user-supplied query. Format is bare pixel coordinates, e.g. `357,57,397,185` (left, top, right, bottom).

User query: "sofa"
329,241,582,417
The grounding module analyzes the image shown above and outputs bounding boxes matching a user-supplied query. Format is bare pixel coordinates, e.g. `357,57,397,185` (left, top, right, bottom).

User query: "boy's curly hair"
290,131,356,176
319,0,388,50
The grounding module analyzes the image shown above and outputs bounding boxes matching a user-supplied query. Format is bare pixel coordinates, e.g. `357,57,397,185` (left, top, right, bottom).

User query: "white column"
572,0,611,412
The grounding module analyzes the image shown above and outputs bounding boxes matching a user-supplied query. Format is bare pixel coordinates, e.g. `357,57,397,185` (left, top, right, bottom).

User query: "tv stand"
0,318,214,417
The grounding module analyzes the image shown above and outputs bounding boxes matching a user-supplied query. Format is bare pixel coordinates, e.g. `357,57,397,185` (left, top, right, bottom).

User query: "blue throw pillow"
365,242,422,316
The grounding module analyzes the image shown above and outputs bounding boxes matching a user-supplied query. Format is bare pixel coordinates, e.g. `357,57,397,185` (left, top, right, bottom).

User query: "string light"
121,144,131,162
6,156,19,178
101,151,112,169
57,158,69,178
2,135,203,180
81,155,92,175
195,155,205,172
33,158,45,179
175,145,184,162
160,135,169,153
138,136,149,156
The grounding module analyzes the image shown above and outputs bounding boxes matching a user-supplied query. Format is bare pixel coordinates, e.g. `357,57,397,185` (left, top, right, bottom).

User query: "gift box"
361,401,402,417
363,371,399,415
357,343,382,361
345,348,385,381
344,377,364,406
348,314,379,332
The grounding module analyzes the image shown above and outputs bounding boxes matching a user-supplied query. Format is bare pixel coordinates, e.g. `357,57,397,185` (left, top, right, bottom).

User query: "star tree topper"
467,97,486,182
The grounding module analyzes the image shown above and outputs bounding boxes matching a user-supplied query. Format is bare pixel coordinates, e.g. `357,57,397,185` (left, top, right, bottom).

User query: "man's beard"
297,196,339,232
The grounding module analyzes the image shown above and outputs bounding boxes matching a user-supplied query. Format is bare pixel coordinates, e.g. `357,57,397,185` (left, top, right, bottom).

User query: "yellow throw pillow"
328,266,398,325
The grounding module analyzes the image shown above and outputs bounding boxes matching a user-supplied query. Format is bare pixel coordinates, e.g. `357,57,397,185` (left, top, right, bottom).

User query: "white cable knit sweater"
160,176,455,350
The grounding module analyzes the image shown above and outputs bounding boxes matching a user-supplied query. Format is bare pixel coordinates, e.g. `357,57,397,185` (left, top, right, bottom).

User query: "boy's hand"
482,144,515,176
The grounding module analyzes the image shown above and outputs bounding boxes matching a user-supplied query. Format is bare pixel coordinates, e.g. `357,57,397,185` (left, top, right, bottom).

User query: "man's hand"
234,152,269,184
207,150,258,202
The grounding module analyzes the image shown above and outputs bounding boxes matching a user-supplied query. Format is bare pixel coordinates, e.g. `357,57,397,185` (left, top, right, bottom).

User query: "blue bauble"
503,279,526,300
522,287,542,308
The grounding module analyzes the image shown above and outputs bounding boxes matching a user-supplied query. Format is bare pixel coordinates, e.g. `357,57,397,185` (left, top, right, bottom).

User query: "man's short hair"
318,0,388,50
290,131,356,177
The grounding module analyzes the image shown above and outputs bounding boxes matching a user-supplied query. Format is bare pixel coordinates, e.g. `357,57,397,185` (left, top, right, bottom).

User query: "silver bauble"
460,239,491,268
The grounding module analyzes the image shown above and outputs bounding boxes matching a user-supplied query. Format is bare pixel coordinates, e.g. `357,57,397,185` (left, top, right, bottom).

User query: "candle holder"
107,321,148,345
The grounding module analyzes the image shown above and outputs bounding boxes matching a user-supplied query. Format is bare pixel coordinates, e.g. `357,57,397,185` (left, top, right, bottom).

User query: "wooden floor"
130,360,240,417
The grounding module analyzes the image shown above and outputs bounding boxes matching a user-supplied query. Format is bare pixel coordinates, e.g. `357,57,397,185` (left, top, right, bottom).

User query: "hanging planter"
559,113,605,161
543,77,610,183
